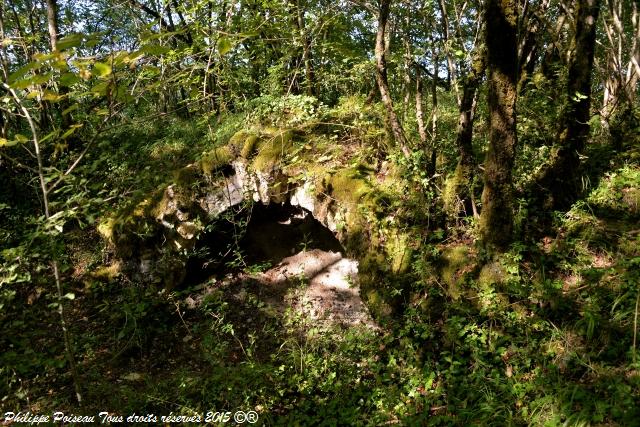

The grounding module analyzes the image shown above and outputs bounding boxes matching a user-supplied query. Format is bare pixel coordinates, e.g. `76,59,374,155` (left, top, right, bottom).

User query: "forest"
1,0,639,425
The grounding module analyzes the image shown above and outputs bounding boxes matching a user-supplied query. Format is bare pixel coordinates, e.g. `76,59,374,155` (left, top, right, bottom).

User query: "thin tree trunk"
437,0,461,105
402,14,412,123
3,82,82,405
517,0,550,92
534,0,601,210
455,42,486,173
479,0,518,250
601,0,640,127
46,0,73,130
0,1,9,139
429,42,438,176
540,12,567,82
375,0,411,158
415,68,427,147
296,0,315,96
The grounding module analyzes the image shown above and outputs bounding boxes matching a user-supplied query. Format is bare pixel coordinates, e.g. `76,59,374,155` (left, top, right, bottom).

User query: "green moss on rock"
478,261,506,289
241,134,260,158
252,129,294,172
386,232,413,274
440,245,476,300
324,168,370,206
201,146,233,176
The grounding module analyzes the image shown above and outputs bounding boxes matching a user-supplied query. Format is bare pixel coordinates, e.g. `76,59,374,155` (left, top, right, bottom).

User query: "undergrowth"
2,101,639,426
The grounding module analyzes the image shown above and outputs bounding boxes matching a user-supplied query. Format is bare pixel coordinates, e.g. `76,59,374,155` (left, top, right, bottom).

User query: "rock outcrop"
98,126,415,318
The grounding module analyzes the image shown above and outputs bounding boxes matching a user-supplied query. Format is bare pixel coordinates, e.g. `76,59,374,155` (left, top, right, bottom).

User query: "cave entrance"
185,202,377,329
240,203,343,266
184,203,344,284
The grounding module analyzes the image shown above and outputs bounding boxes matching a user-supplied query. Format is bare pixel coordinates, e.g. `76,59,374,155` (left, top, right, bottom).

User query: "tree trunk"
437,0,461,105
402,29,412,123
534,0,601,210
448,48,485,219
296,0,315,97
455,45,486,175
0,2,8,139
429,42,438,176
601,0,639,129
415,68,427,148
479,0,518,250
517,0,551,92
45,0,73,131
375,0,410,158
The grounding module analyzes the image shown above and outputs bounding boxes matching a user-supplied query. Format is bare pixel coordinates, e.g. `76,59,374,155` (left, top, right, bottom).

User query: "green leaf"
42,90,63,102
217,37,234,55
33,52,58,61
11,73,53,89
572,91,588,102
60,73,81,87
93,62,112,78
14,134,29,143
8,62,41,83
90,81,109,96
63,292,75,300
40,131,57,144
139,44,171,56
57,34,83,51
62,103,79,116
62,124,83,139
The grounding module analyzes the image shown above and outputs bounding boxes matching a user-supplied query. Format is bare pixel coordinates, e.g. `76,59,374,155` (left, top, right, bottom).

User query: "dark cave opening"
184,203,344,285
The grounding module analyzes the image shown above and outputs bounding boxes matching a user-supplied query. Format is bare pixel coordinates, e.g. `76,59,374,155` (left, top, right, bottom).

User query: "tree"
600,0,640,131
478,0,518,250
375,0,411,158
534,0,601,210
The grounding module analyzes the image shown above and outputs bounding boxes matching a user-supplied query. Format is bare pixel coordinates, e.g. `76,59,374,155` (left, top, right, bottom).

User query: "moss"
97,217,117,243
252,130,294,172
386,232,413,274
200,145,233,176
440,245,474,300
478,261,506,289
173,164,202,187
90,263,121,281
442,161,476,219
363,290,393,319
228,130,251,148
442,165,465,216
241,134,260,158
324,168,370,206
147,186,178,219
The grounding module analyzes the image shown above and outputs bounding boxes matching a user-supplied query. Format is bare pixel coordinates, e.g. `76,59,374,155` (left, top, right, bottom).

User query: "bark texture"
479,0,518,250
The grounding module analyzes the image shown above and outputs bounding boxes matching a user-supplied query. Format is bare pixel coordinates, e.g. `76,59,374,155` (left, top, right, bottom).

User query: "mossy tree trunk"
450,44,486,217
375,0,411,158
479,0,518,250
534,0,601,210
